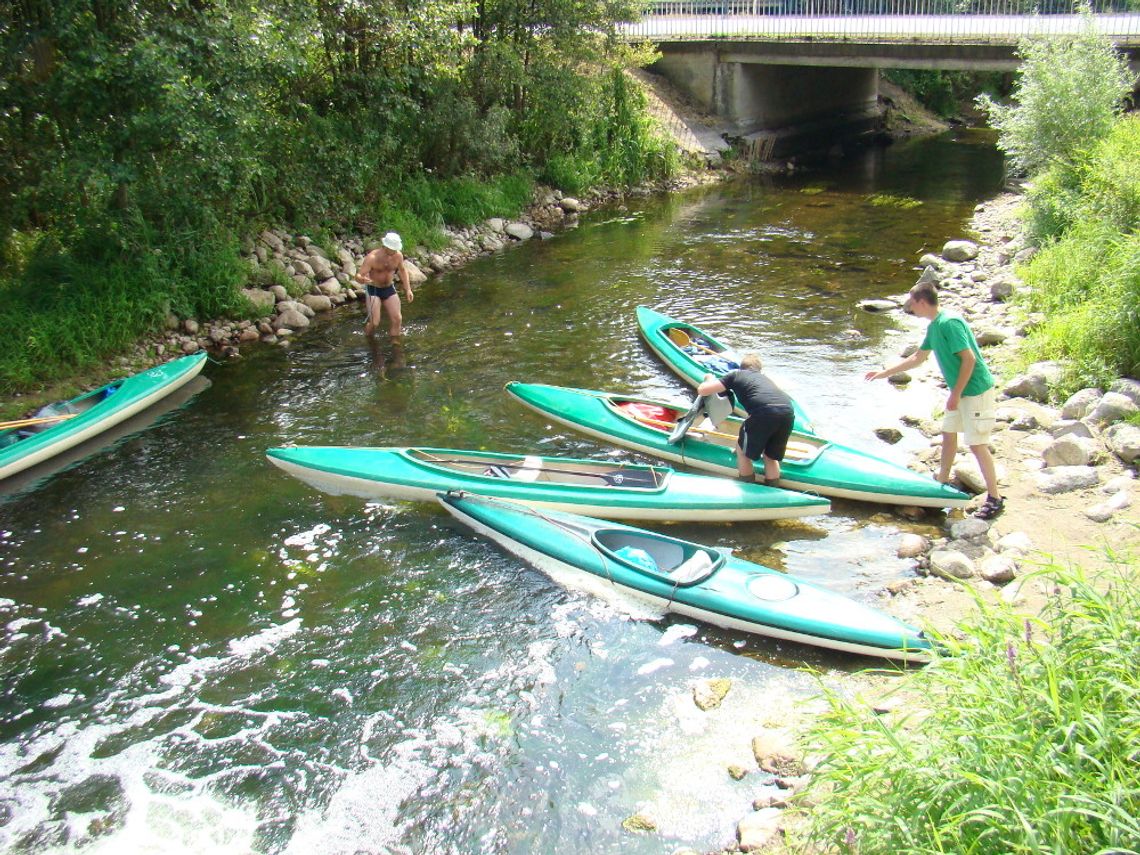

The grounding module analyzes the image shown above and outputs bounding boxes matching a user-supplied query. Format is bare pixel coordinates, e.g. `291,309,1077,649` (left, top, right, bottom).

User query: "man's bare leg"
383,294,403,338
970,443,1001,500
762,454,781,483
735,447,755,479
364,294,382,337
938,432,958,483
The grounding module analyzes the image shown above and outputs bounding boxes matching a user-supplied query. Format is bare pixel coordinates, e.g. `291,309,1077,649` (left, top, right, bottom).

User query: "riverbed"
0,129,1004,854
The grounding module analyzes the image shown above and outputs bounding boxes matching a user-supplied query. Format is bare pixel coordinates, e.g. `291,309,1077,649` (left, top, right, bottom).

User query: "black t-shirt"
720,369,792,418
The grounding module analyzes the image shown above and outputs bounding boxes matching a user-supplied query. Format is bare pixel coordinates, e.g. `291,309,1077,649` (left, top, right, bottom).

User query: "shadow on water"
0,130,1002,854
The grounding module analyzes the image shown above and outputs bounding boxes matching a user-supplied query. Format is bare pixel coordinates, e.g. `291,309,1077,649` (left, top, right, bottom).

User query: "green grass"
802,551,1140,854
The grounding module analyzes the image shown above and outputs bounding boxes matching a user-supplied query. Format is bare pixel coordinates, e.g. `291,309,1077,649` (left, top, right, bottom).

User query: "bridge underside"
652,47,884,158
651,38,1140,158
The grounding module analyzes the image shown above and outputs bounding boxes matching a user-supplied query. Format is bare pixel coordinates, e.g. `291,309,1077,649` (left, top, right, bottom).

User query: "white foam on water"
227,618,303,659
658,624,698,646
636,658,674,676
283,732,435,855
282,524,332,548
74,787,258,855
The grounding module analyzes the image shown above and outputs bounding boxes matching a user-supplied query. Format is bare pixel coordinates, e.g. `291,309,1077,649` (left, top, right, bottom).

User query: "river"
0,129,1004,854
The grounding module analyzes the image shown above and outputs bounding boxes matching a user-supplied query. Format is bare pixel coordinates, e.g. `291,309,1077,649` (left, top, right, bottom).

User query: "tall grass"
1017,115,1140,393
0,228,251,393
803,553,1140,854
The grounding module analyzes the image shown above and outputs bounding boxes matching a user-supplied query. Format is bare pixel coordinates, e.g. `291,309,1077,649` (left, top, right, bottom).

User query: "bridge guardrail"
628,2,1140,41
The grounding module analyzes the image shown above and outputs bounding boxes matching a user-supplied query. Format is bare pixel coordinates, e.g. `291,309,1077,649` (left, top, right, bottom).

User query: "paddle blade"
665,327,691,348
668,396,703,445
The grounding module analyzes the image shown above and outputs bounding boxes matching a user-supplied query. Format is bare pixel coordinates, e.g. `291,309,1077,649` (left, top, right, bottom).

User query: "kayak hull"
506,381,971,508
440,492,932,662
0,354,208,481
266,445,829,522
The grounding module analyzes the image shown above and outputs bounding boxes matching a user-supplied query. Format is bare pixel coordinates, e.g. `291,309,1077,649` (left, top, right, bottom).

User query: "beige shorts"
942,387,996,446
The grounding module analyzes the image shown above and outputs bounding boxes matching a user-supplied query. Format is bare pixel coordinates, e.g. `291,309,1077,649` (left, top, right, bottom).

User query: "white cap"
381,232,403,252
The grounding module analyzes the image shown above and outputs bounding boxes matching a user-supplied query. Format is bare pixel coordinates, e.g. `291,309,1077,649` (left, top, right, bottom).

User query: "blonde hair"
740,352,763,371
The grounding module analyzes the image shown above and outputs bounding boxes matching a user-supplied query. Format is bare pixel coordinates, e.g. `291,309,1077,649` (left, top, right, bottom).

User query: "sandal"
973,495,1005,520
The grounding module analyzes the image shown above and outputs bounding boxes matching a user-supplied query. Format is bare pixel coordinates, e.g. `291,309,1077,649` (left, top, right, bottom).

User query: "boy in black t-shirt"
697,352,794,485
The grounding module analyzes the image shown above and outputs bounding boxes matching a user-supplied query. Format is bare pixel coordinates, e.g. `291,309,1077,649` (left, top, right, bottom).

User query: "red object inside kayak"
617,402,677,426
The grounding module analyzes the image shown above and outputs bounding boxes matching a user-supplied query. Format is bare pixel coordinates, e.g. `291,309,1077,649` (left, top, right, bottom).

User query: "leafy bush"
976,12,1132,178
804,556,1140,854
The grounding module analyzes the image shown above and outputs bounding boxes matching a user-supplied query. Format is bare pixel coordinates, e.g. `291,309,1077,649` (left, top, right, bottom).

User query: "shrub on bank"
803,555,1140,854
976,15,1138,396
1016,115,1140,392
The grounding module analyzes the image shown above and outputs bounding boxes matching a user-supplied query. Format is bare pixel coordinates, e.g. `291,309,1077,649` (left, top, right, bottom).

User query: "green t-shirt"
920,311,994,397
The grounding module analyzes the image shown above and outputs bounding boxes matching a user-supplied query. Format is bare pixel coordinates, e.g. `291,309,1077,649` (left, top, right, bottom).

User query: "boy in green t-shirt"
865,281,1004,520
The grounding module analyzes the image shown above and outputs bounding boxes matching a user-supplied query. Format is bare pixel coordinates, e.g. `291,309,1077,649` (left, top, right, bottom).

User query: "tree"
976,10,1133,178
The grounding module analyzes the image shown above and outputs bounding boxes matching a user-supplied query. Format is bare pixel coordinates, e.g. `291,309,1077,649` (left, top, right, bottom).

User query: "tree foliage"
975,11,1133,178
0,0,676,389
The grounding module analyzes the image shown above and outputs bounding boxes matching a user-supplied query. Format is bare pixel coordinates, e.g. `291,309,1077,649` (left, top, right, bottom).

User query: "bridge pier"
652,46,882,158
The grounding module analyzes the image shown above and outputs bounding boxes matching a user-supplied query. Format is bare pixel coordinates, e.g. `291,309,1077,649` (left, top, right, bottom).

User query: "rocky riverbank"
94,176,723,370
671,190,1139,855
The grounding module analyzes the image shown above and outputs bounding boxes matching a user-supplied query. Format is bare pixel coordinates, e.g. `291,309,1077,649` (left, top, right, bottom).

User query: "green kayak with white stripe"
266,445,829,522
0,353,208,481
506,381,971,509
636,305,814,431
439,492,932,662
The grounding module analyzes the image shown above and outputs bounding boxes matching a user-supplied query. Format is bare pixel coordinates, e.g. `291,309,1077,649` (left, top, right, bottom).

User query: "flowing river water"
0,130,1004,854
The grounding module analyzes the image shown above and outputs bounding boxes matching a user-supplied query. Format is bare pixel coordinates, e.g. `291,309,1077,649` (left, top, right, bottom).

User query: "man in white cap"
355,231,414,338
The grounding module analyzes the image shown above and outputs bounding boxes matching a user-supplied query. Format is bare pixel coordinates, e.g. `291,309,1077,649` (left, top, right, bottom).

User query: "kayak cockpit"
592,529,724,587
410,448,667,490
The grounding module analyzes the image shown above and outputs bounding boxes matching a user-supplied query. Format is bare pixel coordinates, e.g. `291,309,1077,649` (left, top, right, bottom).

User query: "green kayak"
506,381,971,508
636,305,814,432
267,445,829,522
0,353,208,481
440,492,932,662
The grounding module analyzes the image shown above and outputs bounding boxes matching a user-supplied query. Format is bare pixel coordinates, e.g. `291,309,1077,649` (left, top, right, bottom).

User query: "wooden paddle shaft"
627,412,816,461
0,412,78,430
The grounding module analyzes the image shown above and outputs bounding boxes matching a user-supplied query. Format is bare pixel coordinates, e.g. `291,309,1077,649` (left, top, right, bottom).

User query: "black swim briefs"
366,283,397,300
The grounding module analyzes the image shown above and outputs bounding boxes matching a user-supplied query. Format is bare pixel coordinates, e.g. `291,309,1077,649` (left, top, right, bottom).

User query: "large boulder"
1035,465,1099,494
1042,434,1099,467
1061,388,1103,420
273,308,310,331
1104,422,1140,464
241,288,276,311
1087,392,1138,425
505,222,534,241
1002,361,1064,403
929,549,976,580
942,239,979,262
301,294,333,313
404,260,428,286
1108,377,1140,406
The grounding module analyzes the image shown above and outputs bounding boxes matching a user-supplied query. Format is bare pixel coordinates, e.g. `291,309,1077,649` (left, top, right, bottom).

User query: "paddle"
627,410,820,463
0,413,77,431
668,395,705,444
420,455,660,489
666,327,719,355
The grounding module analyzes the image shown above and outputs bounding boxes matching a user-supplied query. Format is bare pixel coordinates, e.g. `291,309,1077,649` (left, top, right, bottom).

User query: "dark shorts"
738,411,794,462
367,283,397,301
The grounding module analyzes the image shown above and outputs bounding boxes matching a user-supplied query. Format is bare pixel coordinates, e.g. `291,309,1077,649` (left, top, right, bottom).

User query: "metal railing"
624,1,1140,41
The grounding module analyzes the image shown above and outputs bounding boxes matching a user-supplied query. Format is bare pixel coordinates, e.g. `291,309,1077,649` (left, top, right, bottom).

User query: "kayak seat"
671,550,715,585
515,455,544,483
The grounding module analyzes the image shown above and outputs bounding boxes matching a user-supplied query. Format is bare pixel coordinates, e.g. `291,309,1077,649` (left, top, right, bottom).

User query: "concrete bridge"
623,5,1140,158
